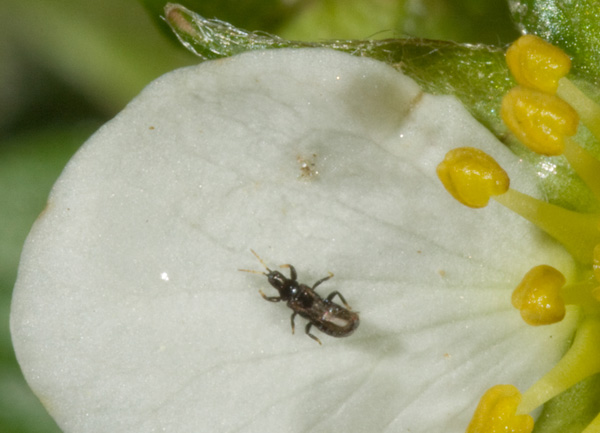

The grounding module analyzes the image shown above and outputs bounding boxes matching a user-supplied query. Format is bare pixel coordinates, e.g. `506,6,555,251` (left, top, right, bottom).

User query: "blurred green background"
0,1,515,431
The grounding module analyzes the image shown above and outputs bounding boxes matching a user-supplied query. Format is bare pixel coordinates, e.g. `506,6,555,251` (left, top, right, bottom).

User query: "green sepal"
139,0,292,40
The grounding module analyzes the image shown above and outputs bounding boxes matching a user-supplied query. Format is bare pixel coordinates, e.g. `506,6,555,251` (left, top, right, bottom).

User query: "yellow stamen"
518,317,600,414
436,147,510,208
557,78,600,141
504,36,600,199
506,34,571,94
582,412,600,433
466,384,534,433
501,86,579,156
593,245,600,283
562,137,600,202
493,189,600,265
512,265,566,326
437,149,600,263
560,280,600,314
463,34,600,433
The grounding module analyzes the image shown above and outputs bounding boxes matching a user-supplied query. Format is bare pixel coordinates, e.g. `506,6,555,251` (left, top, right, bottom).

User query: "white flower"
11,48,576,433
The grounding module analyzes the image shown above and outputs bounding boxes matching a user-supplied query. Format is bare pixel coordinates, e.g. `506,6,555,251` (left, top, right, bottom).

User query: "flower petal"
11,49,577,433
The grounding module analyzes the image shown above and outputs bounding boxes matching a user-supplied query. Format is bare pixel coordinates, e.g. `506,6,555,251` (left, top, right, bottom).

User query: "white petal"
11,49,577,433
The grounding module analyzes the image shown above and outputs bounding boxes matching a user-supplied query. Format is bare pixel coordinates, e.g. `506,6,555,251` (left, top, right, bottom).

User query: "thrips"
240,250,359,345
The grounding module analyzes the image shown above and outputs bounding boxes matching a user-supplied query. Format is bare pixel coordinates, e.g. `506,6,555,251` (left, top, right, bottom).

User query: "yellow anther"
512,265,566,326
501,87,579,156
436,147,509,208
466,384,534,433
506,34,571,94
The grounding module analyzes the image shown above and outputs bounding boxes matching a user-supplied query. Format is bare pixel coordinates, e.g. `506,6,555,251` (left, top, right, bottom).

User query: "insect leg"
290,312,297,334
259,290,281,302
305,322,322,345
312,272,334,291
325,290,352,309
279,264,297,281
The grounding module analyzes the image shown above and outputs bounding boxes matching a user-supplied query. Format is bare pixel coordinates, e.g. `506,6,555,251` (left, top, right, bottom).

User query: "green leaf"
508,0,600,87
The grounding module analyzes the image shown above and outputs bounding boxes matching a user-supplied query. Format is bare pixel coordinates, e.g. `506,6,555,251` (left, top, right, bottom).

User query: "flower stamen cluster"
437,34,600,432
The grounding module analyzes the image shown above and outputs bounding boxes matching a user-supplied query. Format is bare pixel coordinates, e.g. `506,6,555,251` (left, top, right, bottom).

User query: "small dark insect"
239,250,359,345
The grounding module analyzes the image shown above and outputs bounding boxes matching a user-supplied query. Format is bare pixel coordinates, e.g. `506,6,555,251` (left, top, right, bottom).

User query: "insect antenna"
238,249,272,275
238,268,266,275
